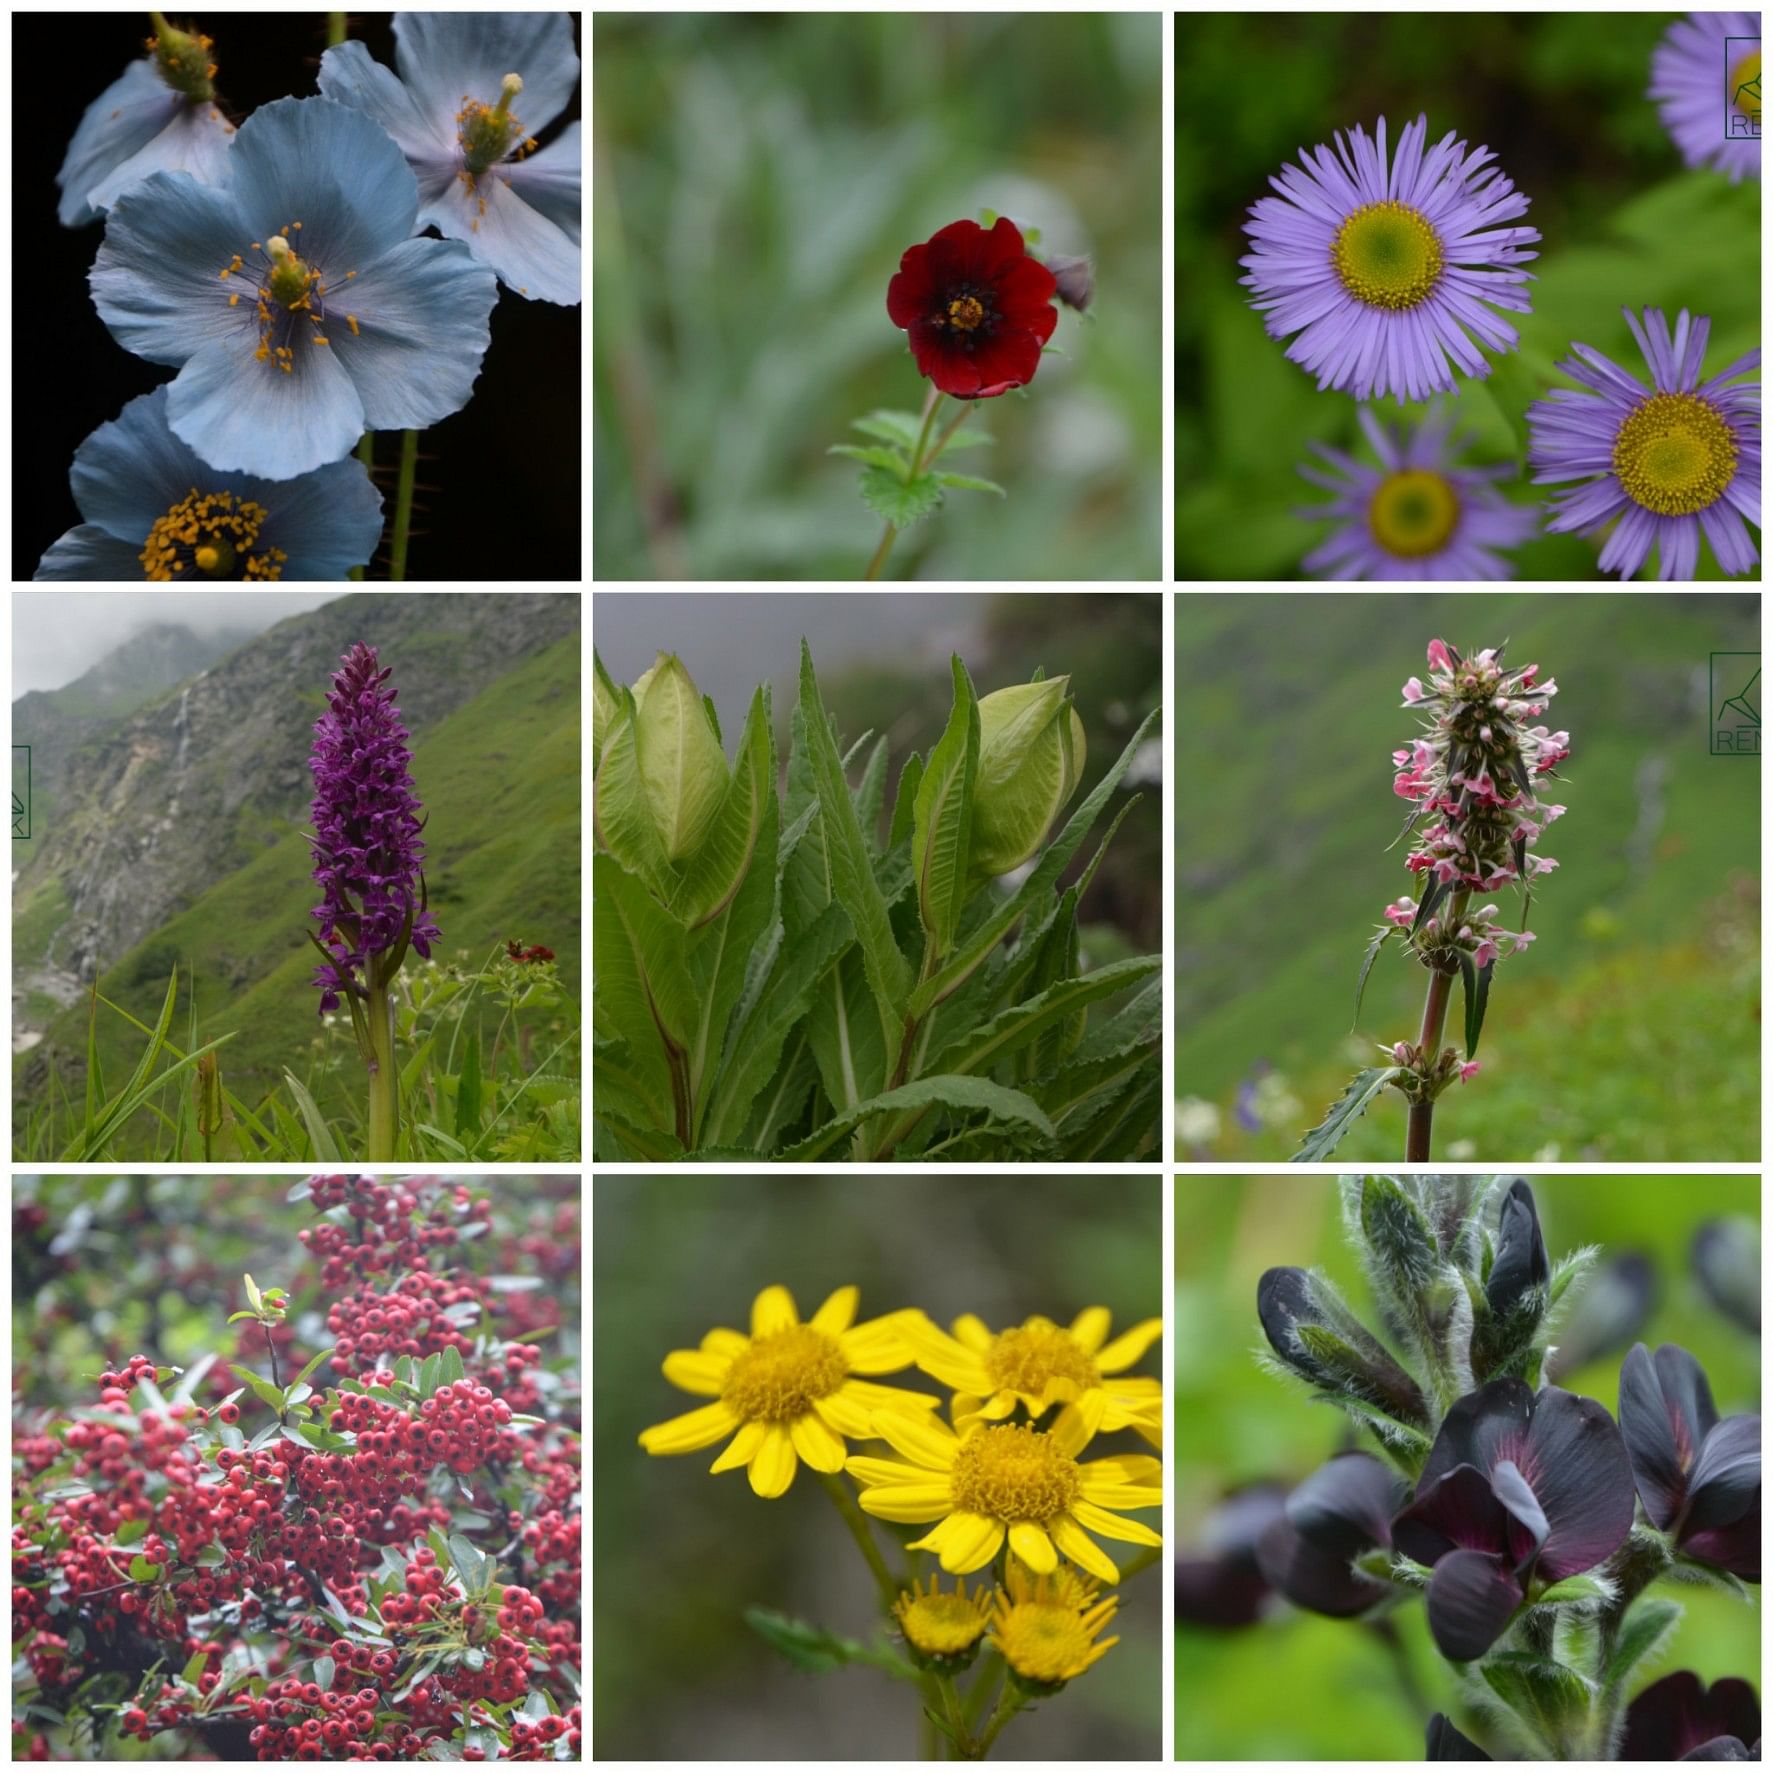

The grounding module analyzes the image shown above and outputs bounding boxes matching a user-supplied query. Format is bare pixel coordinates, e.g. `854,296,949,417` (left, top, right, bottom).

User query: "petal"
1008,1521,1057,1572
907,322,982,397
1424,1547,1523,1660
963,326,1044,399
1255,1514,1386,1617
1394,1463,1513,1565
394,10,580,139
661,1349,731,1397
317,39,457,167
1681,1497,1761,1581
329,235,499,431
887,245,937,326
992,252,1058,323
1049,1513,1121,1584
747,1423,798,1498
1082,1454,1163,1489
841,1378,940,1412
1071,1498,1161,1546
951,1314,995,1353
708,1419,766,1475
1488,1459,1551,1574
67,385,211,537
167,332,365,481
1077,1481,1164,1512
1068,1307,1112,1354
1284,1452,1405,1557
789,1412,847,1474
1523,1387,1637,1580
58,60,185,227
225,97,418,273
255,452,386,579
87,97,236,221
845,1455,938,1488
1417,1378,1535,1493
638,1399,738,1455
702,1327,749,1359
1622,1671,1762,1762
1485,1180,1549,1314
1094,1316,1163,1373
750,1285,798,1337
838,1316,918,1375
813,1390,873,1440
33,525,149,581
910,1510,1005,1574
90,169,253,366
858,1483,957,1524
426,160,579,305
1683,1414,1761,1534
1046,1401,1097,1460
895,1311,989,1390
870,1410,961,1471
809,1286,859,1337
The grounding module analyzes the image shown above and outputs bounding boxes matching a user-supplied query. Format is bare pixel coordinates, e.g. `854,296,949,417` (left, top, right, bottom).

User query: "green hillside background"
15,638,580,1155
1177,593,1760,1162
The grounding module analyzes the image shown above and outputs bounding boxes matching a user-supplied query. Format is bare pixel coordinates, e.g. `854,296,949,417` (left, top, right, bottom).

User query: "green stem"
348,432,373,579
817,1472,901,1612
963,1653,1002,1731
388,428,419,581
921,403,974,473
863,522,898,582
969,1683,1027,1760
1404,888,1469,1162
365,979,398,1161
861,389,943,581
1114,1542,1163,1583
325,12,348,48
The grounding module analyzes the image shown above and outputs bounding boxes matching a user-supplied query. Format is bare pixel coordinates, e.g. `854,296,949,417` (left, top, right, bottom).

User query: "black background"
15,12,580,582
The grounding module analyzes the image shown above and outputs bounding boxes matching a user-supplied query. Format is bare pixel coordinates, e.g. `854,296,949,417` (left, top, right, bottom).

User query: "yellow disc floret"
989,1560,1119,1689
140,488,287,581
983,1320,1100,1402
894,1575,992,1665
1610,391,1738,516
1332,200,1444,311
721,1326,848,1422
949,1424,1081,1522
1368,469,1461,558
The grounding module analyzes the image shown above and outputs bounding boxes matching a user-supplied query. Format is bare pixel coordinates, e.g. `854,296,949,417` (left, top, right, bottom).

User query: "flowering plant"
639,1283,1161,1757
592,642,1161,1161
1296,638,1570,1162
1251,1175,1758,1761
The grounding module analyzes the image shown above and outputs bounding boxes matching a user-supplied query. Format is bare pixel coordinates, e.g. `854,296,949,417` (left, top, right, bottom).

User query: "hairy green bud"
969,675,1086,877
633,653,730,862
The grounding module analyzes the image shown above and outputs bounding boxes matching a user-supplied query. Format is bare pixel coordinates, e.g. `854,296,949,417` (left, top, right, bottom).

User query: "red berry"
218,1403,240,1424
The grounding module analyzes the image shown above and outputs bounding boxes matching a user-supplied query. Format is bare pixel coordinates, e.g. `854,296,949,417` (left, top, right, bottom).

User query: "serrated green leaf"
852,410,921,450
828,443,908,474
936,429,992,453
781,1075,1055,1163
1291,1067,1403,1163
911,655,980,955
933,473,1005,497
1353,925,1395,1030
858,467,943,527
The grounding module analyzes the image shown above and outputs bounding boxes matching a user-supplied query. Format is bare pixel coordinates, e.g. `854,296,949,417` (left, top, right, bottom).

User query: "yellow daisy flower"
989,1558,1119,1687
894,1574,993,1668
845,1401,1162,1583
637,1284,938,1498
897,1306,1163,1446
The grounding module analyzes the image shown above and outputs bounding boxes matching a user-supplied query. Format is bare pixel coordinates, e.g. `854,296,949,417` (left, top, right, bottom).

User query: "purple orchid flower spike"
1392,1378,1637,1660
1621,1672,1761,1762
1253,1452,1406,1618
1619,1344,1761,1581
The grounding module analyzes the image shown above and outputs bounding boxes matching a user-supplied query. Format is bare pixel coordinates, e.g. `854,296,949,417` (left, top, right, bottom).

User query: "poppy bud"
623,652,731,864
1044,254,1094,312
968,675,1086,878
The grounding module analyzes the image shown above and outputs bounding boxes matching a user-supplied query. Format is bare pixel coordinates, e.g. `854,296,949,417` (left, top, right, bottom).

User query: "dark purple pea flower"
1486,1179,1549,1315
1175,1482,1286,1628
1427,1714,1492,1760
1621,1671,1761,1761
1253,1452,1406,1618
1693,1218,1761,1337
307,642,440,1012
1619,1344,1761,1581
1392,1378,1637,1660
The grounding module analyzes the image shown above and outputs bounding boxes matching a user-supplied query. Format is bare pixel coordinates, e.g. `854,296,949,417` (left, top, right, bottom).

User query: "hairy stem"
861,388,943,581
388,428,420,580
1405,963,1457,1162
968,1682,1027,1760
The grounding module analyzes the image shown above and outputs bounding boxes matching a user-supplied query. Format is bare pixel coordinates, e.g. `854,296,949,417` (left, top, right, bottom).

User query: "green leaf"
441,1346,466,1388
933,473,1004,497
314,1656,335,1692
420,1353,443,1400
780,1075,1055,1163
828,443,908,475
591,694,677,901
291,1347,335,1391
128,1554,160,1582
448,1534,486,1595
1353,925,1395,1030
228,1364,285,1416
1480,1652,1594,1758
742,1607,914,1679
935,429,992,453
592,853,695,1132
242,1273,261,1311
1291,1067,1403,1163
670,684,775,932
858,467,942,527
911,655,980,955
195,1544,227,1568
116,1518,149,1546
1409,876,1449,939
226,1310,259,1324
887,752,923,853
286,1179,313,1203
454,1026,483,1143
182,1649,210,1685
1534,1573,1613,1607
280,1066,343,1161
1461,953,1495,1058
1601,1596,1682,1700
852,410,921,450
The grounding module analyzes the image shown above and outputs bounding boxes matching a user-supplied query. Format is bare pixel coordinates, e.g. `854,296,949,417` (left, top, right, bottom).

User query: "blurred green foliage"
1176,592,1761,1162
595,13,1161,580
1175,1173,1761,1760
1178,13,1762,580
593,1174,1161,1760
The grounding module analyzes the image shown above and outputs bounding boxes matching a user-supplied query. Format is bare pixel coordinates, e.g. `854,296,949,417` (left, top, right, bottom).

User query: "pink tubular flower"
1383,899,1417,928
1459,1061,1481,1082
1471,938,1500,969
1402,676,1427,703
1426,638,1455,673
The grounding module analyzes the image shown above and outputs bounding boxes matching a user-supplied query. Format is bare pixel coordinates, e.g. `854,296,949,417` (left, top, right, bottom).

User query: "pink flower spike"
1383,899,1417,928
1402,676,1426,703
1426,638,1454,673
1543,803,1567,824
1458,1061,1481,1083
1519,664,1540,688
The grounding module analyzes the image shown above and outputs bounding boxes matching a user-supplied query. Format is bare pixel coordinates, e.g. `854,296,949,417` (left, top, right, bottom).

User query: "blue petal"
87,96,236,218
90,169,253,367
331,236,497,429
34,524,149,580
169,333,365,480
69,385,213,539
57,60,181,227
394,12,579,138
259,456,385,579
226,97,418,273
423,124,580,304
317,41,456,169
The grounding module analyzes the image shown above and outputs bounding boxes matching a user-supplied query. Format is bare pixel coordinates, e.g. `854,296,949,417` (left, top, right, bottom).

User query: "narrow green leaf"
182,1649,210,1685
1409,877,1449,939
291,1347,335,1390
858,467,942,527
911,655,980,955
887,752,923,852
1291,1067,1403,1163
454,1027,483,1142
1353,925,1395,1030
281,1069,341,1162
932,473,1005,497
227,1364,285,1415
780,1075,1055,1163
1462,954,1494,1058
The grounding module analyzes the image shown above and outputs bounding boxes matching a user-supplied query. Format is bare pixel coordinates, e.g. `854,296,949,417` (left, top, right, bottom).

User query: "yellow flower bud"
969,675,1086,877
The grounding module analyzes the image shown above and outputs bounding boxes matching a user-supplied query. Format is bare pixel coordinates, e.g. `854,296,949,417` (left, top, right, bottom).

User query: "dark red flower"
886,217,1058,400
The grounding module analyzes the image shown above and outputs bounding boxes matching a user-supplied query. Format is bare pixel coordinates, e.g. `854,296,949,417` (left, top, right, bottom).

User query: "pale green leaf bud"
632,653,729,862
592,652,618,768
969,675,1086,877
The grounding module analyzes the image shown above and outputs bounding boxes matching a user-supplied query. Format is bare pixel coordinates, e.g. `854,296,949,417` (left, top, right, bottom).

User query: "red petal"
961,326,1043,399
887,245,936,328
908,322,982,397
994,254,1058,324
973,215,1029,282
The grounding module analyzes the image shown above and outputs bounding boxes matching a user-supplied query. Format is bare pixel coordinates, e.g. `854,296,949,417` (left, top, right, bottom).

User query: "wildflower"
1254,1453,1405,1619
1650,12,1762,185
57,14,234,228
887,217,1058,399
1393,1377,1637,1659
895,1307,1161,1444
319,11,581,304
988,1558,1119,1691
90,96,498,480
894,1574,992,1671
1620,1671,1762,1760
638,1285,936,1499
1692,1218,1760,1337
967,677,1087,877
1526,307,1760,580
1618,1343,1760,1580
1298,409,1539,579
307,642,440,1013
34,386,381,580
1174,1482,1287,1627
845,1402,1161,1583
1241,114,1540,403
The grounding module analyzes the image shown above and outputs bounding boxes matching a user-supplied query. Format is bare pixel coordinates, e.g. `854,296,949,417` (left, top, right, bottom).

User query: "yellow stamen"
346,315,359,335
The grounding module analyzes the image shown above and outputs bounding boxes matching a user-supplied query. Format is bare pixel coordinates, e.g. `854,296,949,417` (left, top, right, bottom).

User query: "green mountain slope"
16,638,580,1151
1177,592,1760,1162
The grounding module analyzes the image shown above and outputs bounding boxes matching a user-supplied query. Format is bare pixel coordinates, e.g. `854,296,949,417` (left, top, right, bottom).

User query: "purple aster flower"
307,643,440,1014
1651,11,1762,185
1526,307,1761,580
33,386,381,581
91,96,498,480
57,16,235,228
320,12,580,305
1298,407,1539,578
1622,1672,1762,1761
1241,114,1540,404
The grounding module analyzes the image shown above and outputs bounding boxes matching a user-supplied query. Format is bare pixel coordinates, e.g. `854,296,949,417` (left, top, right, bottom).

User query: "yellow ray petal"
854,1483,954,1523
1094,1316,1163,1374
701,1327,749,1359
1008,1521,1057,1573
950,1313,995,1352
1071,1497,1162,1545
910,1510,1006,1574
810,1285,859,1336
895,1310,993,1391
1082,1454,1163,1488
870,1408,962,1471
709,1420,767,1474
1068,1306,1112,1354
1051,1513,1121,1584
814,1389,873,1439
1047,1398,1100,1459
843,1378,941,1412
639,1399,740,1455
662,1349,731,1396
839,1314,917,1375
751,1285,798,1338
790,1411,847,1473
846,1455,938,1487
748,1422,798,1497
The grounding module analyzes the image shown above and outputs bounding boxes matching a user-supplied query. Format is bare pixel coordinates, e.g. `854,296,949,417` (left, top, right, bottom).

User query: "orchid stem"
365,979,397,1161
388,428,419,581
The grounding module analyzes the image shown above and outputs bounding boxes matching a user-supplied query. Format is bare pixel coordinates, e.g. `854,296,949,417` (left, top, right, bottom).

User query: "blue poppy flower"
57,22,236,228
34,386,383,581
90,96,499,480
319,12,580,305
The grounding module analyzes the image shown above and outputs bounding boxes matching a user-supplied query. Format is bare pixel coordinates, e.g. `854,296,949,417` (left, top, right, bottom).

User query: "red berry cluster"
297,1175,490,1288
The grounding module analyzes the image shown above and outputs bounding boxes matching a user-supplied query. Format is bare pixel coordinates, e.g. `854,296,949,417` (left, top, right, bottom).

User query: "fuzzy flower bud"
969,674,1086,877
307,643,439,1013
